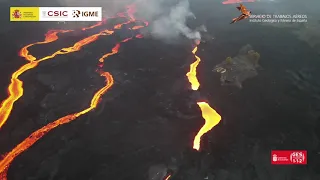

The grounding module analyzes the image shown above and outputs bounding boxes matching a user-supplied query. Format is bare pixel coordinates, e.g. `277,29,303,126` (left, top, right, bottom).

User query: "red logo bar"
271,150,307,165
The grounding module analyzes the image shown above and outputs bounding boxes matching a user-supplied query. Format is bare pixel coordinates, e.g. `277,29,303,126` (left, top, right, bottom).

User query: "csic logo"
72,10,98,18
43,10,68,17
12,9,21,19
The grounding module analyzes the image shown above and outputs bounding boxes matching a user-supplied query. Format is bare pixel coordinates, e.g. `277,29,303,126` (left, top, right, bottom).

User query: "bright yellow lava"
0,5,148,179
193,102,221,150
164,175,171,180
186,46,201,90
0,29,114,129
186,44,222,151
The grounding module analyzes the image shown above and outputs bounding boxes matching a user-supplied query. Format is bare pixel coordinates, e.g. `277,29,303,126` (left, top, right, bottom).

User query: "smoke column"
57,0,202,42
140,0,201,42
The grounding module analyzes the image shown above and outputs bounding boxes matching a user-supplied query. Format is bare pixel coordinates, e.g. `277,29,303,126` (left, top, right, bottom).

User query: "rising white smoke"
139,0,201,42
56,0,202,42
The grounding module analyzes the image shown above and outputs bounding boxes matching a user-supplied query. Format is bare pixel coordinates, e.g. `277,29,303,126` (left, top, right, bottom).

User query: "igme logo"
72,10,80,17
72,10,98,18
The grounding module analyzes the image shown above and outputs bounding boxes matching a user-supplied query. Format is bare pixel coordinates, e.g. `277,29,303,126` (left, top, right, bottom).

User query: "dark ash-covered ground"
0,0,320,180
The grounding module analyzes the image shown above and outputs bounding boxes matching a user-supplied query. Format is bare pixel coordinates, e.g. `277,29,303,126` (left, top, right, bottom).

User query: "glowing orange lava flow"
185,44,222,151
193,102,221,150
37,29,114,62
0,72,114,179
114,4,149,30
114,20,133,29
19,30,73,62
81,18,107,31
0,29,114,129
19,18,112,62
0,6,147,177
186,46,201,90
99,43,120,63
126,4,137,21
0,32,139,179
113,6,136,29
131,25,144,30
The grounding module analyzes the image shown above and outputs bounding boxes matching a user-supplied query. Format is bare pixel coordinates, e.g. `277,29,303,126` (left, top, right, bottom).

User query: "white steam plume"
55,0,201,42
135,0,201,42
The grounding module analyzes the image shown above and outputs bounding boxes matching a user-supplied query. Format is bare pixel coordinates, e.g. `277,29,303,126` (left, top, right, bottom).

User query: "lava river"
0,4,221,180
0,6,146,179
186,44,222,151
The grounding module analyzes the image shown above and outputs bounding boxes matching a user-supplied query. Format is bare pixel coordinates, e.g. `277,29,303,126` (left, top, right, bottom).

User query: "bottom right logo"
271,150,307,165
